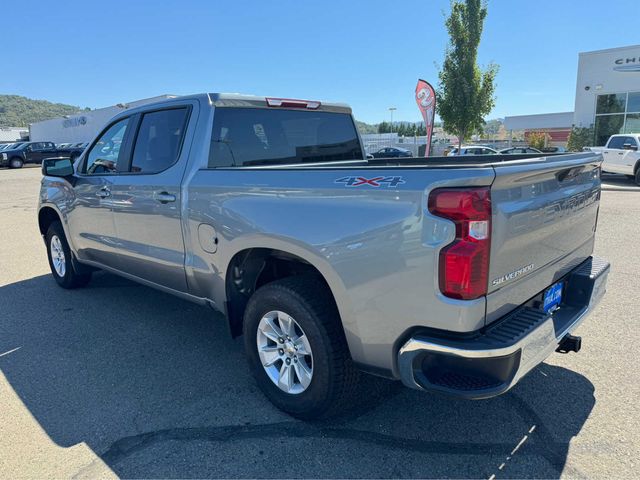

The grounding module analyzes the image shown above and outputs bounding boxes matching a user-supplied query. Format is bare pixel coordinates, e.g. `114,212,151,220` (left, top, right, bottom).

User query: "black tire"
45,221,92,289
635,169,640,186
9,157,23,169
243,275,361,419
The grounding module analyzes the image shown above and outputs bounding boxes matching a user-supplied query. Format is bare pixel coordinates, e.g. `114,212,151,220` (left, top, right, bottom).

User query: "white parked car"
446,145,498,156
586,134,640,184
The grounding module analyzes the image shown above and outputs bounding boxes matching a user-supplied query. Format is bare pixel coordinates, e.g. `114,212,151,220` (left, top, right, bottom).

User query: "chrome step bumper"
397,256,610,399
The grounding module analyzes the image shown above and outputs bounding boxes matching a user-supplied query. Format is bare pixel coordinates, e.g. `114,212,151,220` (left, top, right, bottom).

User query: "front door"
110,106,193,292
67,117,132,268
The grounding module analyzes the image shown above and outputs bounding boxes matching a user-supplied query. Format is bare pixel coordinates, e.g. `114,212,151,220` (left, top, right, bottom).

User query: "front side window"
208,108,363,167
130,108,189,174
607,136,625,149
85,118,129,174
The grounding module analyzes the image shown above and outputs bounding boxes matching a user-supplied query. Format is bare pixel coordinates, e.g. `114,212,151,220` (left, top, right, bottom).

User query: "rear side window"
131,108,189,174
208,107,363,167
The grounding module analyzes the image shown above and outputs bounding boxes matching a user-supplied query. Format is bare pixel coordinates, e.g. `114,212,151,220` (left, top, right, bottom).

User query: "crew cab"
586,134,640,184
38,93,610,418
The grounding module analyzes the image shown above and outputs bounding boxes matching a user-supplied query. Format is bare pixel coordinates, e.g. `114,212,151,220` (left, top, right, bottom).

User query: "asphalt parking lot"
1,167,638,479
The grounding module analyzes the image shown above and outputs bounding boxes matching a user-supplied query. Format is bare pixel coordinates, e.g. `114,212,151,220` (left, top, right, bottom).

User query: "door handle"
618,152,624,155
155,191,176,204
95,187,111,198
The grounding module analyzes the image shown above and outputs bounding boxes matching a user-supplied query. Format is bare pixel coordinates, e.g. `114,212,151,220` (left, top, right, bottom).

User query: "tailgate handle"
556,166,584,182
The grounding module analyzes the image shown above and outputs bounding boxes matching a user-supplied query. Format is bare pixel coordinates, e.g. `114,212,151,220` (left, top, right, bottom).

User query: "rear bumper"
397,256,609,399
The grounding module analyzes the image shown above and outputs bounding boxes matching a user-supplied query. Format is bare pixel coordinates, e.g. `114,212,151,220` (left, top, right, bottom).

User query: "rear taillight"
428,187,491,300
266,97,321,109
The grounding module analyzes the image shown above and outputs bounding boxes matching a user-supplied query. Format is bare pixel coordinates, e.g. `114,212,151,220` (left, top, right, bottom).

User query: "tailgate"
486,153,602,324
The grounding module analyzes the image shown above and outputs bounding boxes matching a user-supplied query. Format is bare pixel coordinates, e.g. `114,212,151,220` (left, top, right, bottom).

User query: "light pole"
388,107,396,134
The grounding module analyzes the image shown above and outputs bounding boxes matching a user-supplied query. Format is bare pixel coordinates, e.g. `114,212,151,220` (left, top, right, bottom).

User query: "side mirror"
42,157,74,177
623,143,638,151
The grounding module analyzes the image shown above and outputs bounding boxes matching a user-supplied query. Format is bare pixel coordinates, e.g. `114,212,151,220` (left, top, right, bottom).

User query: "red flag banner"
415,79,436,157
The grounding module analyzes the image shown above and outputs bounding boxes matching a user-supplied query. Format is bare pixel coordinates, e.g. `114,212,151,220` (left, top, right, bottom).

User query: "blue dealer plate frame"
543,282,563,313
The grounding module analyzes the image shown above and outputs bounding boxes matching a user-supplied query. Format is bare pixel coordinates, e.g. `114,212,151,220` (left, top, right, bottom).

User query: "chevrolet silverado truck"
586,133,640,184
38,93,610,419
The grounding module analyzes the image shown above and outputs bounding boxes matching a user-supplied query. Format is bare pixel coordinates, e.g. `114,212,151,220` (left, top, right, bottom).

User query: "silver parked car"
446,145,498,156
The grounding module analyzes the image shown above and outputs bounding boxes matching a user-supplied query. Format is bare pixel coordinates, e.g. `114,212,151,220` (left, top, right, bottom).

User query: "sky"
2,0,639,124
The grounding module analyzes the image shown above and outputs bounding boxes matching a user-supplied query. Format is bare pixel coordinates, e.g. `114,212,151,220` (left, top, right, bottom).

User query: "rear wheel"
46,221,91,289
635,169,640,186
9,157,23,169
243,275,361,419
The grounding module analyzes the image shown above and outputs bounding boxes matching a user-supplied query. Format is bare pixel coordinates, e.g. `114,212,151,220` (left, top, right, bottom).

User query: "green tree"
528,131,549,150
377,121,387,134
436,0,498,153
566,125,595,152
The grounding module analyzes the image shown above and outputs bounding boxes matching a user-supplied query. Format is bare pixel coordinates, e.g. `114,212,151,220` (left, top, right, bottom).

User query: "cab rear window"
208,107,363,167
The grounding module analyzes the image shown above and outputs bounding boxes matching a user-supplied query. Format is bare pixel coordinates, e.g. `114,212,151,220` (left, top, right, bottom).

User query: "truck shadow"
0,272,595,478
601,173,640,191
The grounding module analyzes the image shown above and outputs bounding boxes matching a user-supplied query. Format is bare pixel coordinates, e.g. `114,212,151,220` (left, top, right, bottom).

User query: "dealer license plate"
543,282,563,314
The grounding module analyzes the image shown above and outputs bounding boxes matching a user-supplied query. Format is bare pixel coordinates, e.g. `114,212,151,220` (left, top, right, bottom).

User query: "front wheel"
9,157,23,169
635,169,640,186
243,275,361,419
46,221,91,289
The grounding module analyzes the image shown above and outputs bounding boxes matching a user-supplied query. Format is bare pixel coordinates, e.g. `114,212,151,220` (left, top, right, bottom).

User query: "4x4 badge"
334,176,405,187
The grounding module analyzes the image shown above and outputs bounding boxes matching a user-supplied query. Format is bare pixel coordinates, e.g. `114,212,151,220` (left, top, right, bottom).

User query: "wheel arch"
223,246,352,347
38,205,63,237
38,204,77,253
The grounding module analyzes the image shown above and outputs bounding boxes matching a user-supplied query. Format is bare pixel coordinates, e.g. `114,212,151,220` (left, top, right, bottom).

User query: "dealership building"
29,95,175,144
505,44,640,146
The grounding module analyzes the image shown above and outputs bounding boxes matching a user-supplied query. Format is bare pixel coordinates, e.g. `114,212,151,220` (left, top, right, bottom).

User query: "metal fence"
361,133,529,156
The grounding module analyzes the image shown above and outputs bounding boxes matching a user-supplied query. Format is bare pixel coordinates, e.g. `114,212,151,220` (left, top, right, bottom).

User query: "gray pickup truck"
38,93,609,419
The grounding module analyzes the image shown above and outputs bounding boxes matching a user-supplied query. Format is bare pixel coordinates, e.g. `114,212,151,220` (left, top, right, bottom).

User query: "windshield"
208,108,363,167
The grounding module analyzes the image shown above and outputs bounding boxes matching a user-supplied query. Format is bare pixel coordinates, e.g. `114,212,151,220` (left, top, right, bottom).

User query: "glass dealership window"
596,93,627,114
624,114,640,134
594,92,640,145
594,115,624,146
627,92,640,114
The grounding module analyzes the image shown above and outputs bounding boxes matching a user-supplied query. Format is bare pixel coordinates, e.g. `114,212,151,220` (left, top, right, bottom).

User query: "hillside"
0,94,89,127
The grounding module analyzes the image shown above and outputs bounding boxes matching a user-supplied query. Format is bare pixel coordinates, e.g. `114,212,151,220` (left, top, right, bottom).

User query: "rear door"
109,104,194,292
485,153,602,323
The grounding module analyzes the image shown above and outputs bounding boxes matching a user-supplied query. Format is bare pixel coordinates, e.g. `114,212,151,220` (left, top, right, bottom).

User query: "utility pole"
388,107,397,134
